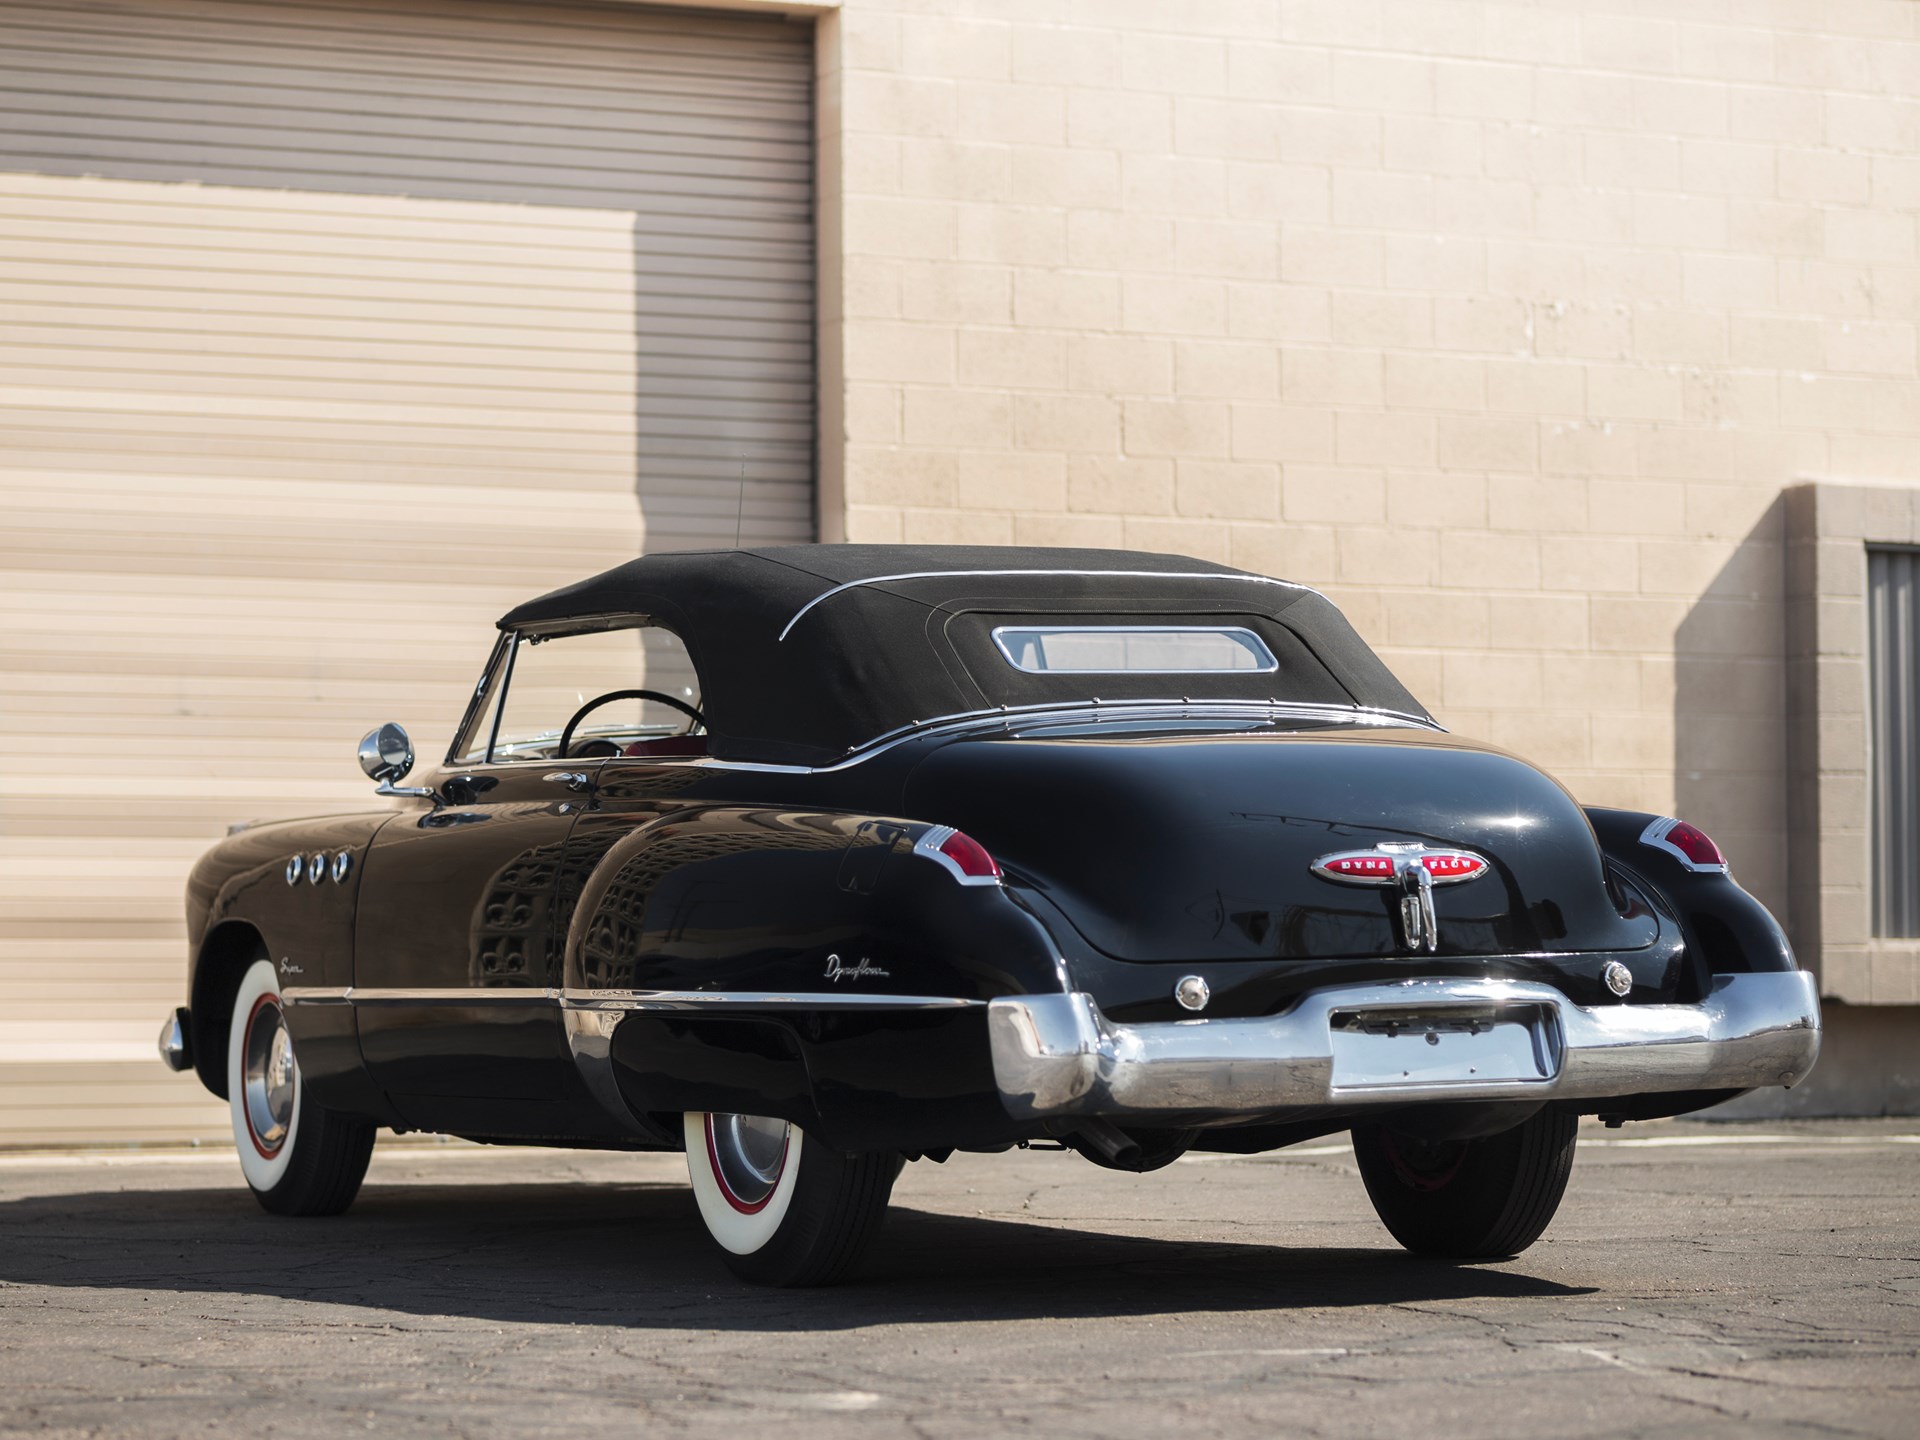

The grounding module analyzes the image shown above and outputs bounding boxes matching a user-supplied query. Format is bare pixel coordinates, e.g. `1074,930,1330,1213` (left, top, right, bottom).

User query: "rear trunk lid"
905,724,1654,962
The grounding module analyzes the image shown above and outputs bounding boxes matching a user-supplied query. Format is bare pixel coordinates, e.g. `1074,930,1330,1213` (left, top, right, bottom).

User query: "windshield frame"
444,620,703,767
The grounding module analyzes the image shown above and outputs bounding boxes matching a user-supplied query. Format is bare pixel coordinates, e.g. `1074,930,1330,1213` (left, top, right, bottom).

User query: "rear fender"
561,805,1066,1000
1584,807,1796,993
561,805,1069,1148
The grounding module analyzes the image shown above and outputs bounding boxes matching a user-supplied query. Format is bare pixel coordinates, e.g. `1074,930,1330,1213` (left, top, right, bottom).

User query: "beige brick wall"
819,0,1920,937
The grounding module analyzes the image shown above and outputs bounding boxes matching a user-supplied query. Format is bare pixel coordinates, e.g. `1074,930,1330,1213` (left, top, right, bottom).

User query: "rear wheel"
684,1111,899,1286
1351,1109,1577,1258
226,959,375,1216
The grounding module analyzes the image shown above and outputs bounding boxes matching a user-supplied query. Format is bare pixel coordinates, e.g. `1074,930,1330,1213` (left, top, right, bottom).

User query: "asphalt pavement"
1,1118,1915,1438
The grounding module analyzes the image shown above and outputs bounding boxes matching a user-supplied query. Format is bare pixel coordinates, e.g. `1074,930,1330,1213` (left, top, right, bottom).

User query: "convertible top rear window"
993,626,1277,674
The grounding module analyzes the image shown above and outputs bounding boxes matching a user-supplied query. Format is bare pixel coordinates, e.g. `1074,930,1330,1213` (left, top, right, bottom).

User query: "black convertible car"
163,545,1821,1284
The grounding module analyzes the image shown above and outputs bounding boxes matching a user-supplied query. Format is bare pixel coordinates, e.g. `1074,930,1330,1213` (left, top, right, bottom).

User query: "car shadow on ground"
0,1180,1593,1329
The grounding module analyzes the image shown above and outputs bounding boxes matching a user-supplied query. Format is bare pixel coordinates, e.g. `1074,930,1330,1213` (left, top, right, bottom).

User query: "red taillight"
914,825,1003,885
938,830,1001,880
1641,817,1728,872
1664,822,1724,868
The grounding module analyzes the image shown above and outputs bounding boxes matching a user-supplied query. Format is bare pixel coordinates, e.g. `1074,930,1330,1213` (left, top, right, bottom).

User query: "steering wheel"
557,689,707,759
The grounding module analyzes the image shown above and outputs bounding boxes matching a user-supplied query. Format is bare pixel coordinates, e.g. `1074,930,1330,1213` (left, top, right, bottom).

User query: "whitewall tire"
684,1112,900,1286
225,958,375,1215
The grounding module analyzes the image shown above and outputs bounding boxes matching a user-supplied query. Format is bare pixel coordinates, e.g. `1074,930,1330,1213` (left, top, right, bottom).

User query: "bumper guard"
157,1007,193,1073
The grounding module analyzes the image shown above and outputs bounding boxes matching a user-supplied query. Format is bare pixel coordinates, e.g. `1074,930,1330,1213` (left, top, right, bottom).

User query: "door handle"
543,771,592,792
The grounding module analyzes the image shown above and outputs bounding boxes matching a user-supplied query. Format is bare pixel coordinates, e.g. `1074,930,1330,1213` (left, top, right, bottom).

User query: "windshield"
452,626,703,763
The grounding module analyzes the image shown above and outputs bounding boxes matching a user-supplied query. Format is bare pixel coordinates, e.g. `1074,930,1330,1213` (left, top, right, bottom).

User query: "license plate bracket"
1327,1003,1560,1091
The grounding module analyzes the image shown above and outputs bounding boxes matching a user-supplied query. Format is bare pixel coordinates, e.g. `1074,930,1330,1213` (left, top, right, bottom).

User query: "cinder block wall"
820,0,1920,940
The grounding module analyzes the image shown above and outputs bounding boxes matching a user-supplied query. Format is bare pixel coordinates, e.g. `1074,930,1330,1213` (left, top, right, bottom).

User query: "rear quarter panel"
1584,807,1797,985
565,803,1068,1149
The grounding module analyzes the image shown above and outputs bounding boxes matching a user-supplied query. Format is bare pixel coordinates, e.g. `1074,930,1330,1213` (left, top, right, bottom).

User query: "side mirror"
357,723,439,805
358,722,415,783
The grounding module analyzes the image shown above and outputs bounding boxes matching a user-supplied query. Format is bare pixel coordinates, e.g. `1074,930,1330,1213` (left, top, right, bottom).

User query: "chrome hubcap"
707,1113,790,1210
243,997,296,1154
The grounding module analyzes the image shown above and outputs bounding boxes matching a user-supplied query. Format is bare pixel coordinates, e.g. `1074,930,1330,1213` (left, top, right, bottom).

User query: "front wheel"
1351,1109,1578,1259
684,1112,900,1286
227,958,375,1215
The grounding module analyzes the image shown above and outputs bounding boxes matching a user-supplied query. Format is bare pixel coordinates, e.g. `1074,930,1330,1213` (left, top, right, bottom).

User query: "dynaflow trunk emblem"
1310,842,1490,955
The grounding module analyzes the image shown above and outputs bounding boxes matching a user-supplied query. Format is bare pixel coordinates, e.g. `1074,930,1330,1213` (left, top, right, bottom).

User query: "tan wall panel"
827,0,1920,986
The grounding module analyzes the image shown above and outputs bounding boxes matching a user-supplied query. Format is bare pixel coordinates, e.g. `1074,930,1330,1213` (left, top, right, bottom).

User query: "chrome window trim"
445,631,515,766
776,568,1322,642
417,700,1437,780
692,699,1443,775
484,629,518,763
989,623,1281,675
510,612,657,641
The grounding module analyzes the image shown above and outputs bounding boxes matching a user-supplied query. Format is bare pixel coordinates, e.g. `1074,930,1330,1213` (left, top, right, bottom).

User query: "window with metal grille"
1869,547,1920,938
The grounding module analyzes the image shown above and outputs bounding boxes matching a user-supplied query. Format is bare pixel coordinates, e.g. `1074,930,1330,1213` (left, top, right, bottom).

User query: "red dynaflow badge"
1312,846,1488,886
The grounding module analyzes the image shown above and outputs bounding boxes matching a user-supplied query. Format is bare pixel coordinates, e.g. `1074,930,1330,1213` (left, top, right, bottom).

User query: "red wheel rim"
1378,1129,1467,1192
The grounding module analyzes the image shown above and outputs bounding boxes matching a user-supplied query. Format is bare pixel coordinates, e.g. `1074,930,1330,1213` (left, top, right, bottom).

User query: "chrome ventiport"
305,851,327,885
1174,975,1210,1012
1602,961,1634,998
283,856,303,887
330,849,353,884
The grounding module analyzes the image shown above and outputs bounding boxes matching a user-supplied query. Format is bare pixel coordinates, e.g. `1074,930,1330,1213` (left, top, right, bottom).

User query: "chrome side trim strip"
777,569,1322,642
560,989,982,1012
281,985,980,1012
282,986,558,1007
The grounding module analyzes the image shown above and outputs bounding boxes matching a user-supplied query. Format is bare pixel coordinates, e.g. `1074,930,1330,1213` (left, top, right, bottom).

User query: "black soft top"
500,545,1428,766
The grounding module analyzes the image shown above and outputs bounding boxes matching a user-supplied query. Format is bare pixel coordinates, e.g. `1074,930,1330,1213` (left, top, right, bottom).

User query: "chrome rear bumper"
987,971,1821,1120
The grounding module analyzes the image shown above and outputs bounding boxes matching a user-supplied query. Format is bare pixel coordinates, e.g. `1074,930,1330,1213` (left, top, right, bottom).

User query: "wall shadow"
0,1181,1591,1331
1672,494,1790,923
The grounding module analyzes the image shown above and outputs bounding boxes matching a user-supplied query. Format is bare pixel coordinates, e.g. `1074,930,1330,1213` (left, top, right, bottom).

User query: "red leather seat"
621,735,709,759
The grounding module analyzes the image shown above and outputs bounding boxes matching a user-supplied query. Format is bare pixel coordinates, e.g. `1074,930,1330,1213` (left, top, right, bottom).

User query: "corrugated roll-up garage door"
0,0,815,1145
